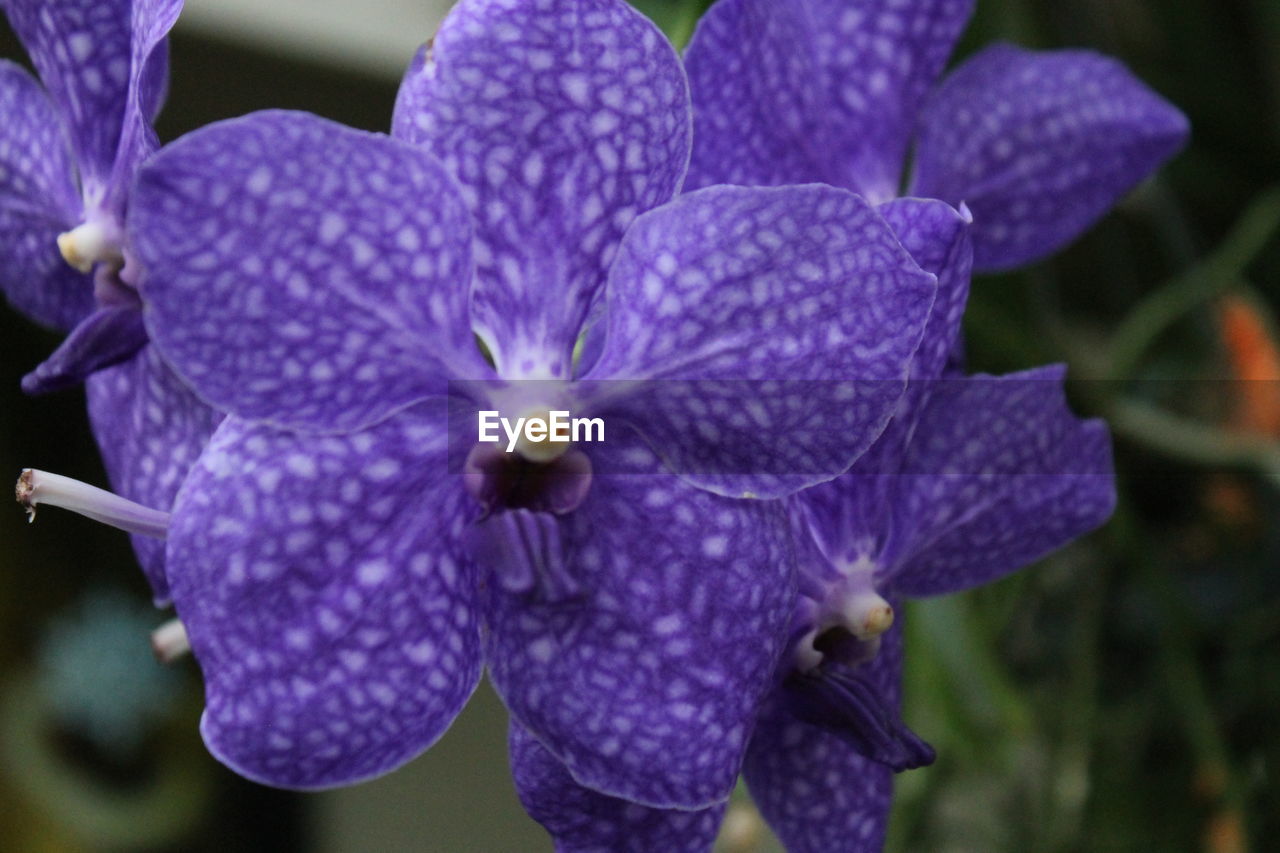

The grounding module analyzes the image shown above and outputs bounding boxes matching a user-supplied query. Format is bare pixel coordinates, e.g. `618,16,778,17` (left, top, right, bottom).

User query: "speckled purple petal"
392,0,690,379
102,0,183,214
510,721,726,853
911,44,1189,271
884,366,1116,596
878,198,972,387
0,60,92,330
683,0,827,191
585,185,935,499
85,344,222,605
485,429,795,809
742,621,902,853
685,0,974,199
167,403,482,788
3,0,133,195
132,110,483,435
796,202,971,604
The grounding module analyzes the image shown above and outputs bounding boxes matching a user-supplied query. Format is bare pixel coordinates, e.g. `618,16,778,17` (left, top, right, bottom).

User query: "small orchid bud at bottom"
151,619,191,664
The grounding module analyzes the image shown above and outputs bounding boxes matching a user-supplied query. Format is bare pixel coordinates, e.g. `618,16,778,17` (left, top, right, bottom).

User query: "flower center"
792,557,894,673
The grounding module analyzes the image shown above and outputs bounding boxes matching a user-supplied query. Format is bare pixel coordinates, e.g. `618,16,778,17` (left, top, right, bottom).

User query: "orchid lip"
16,469,170,539
463,443,593,516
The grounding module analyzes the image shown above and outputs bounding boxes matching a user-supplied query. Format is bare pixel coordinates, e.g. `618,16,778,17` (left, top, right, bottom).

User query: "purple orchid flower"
1,0,222,603
682,0,1189,272
511,202,1116,852
59,0,947,805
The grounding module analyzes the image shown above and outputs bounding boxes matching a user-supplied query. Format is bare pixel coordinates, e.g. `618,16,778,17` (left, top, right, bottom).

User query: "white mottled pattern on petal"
883,366,1116,595
0,61,92,330
86,344,223,604
586,185,936,498
796,199,973,566
486,429,794,809
393,0,690,378
686,0,974,199
167,403,482,788
877,198,972,388
684,0,829,190
102,0,183,214
912,44,1189,271
3,0,135,194
132,110,483,434
510,721,726,853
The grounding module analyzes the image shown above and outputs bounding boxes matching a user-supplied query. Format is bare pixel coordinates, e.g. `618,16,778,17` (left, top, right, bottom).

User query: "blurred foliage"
2,0,1279,851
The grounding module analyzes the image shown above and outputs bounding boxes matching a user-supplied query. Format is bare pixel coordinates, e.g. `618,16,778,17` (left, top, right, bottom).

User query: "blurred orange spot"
1219,295,1280,437
1204,808,1247,853
1202,476,1258,528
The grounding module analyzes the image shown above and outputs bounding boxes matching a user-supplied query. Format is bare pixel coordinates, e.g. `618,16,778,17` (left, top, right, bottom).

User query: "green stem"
1107,186,1280,380
1108,398,1280,487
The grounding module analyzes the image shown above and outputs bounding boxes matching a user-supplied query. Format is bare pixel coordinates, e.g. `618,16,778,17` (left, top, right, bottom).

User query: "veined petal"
683,0,829,191
2,0,133,196
393,0,690,379
167,404,482,789
825,198,972,529
884,366,1116,596
585,185,935,499
485,429,795,809
85,344,223,605
911,44,1189,271
743,621,903,853
0,60,92,330
878,198,972,388
131,110,483,435
102,0,183,214
510,721,726,853
685,0,974,199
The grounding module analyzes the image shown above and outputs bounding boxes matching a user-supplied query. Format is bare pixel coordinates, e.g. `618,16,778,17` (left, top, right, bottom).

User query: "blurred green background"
1,0,1278,850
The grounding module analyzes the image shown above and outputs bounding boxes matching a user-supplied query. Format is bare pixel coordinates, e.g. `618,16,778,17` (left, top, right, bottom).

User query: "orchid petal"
586,185,935,499
485,428,795,809
393,0,690,378
877,198,972,387
884,366,1116,595
685,0,974,199
3,0,134,194
0,60,92,330
167,404,482,788
132,110,482,435
510,721,726,853
912,44,1189,271
102,0,183,214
